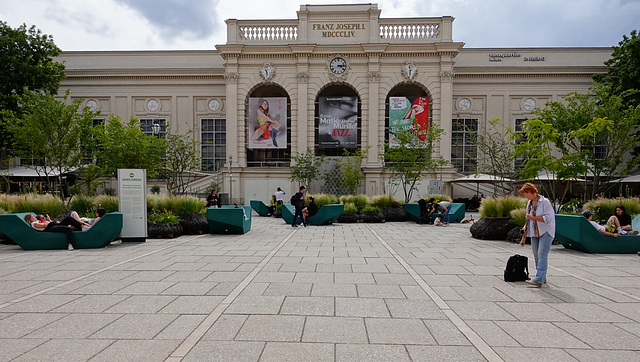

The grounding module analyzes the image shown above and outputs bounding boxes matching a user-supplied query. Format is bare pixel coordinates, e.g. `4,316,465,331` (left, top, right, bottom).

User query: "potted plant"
470,196,526,240
148,210,183,239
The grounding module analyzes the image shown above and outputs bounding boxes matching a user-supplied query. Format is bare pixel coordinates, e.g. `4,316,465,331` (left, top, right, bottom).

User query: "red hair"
519,182,538,194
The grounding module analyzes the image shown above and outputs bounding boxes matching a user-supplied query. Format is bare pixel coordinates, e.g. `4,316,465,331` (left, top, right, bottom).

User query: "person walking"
291,186,306,227
519,182,555,288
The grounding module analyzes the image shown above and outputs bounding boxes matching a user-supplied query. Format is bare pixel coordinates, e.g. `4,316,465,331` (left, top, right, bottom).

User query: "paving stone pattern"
1,214,640,361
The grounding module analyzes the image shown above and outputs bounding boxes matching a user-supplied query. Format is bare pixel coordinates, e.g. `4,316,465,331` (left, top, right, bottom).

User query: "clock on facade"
329,57,347,75
458,98,471,111
208,99,220,112
260,64,274,80
523,98,536,111
147,99,159,112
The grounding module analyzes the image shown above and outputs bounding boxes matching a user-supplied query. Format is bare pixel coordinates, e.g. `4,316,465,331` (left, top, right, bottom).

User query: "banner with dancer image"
389,96,429,146
248,97,287,149
318,96,358,149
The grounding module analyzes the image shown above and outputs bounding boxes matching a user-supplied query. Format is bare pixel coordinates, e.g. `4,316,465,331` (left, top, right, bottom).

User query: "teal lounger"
207,206,252,234
0,212,123,250
555,214,640,253
250,200,272,216
282,203,344,225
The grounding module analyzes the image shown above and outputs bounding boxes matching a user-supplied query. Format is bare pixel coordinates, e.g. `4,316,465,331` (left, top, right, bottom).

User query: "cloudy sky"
1,0,638,51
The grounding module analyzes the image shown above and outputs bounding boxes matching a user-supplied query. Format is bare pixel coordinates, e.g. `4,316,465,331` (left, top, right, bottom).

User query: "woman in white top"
519,182,556,288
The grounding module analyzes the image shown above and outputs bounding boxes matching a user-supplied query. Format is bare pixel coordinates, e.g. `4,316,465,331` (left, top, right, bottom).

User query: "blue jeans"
530,232,553,284
440,208,450,223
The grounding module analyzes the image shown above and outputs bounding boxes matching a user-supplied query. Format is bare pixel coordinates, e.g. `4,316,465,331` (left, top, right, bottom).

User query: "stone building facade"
56,4,611,203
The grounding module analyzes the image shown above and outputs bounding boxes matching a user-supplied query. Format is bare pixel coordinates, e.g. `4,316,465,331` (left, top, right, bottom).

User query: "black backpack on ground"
504,254,530,282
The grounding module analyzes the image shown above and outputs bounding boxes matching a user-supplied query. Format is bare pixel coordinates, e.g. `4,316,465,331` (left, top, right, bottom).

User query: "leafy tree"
0,22,66,162
594,29,640,106
518,86,640,199
383,124,448,203
289,148,325,192
162,128,201,195
339,146,369,194
4,90,97,199
475,118,516,196
94,116,167,177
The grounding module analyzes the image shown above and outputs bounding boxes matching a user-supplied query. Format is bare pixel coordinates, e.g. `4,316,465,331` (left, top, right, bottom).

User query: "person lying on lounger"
25,213,83,250
582,210,638,237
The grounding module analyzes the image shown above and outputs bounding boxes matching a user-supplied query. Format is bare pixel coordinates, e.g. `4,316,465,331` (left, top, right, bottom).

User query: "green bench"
404,202,465,223
555,214,640,253
206,206,252,234
250,200,273,216
0,212,123,250
282,203,344,225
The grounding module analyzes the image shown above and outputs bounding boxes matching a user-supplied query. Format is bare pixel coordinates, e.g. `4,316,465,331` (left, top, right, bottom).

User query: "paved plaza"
1,213,640,361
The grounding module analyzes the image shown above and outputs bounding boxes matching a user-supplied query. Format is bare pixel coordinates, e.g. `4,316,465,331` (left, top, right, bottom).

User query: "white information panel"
118,169,147,241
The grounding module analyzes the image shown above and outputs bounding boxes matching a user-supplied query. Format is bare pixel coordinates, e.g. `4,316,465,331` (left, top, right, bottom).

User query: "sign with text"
248,97,287,149
318,96,358,149
118,169,147,241
389,96,429,146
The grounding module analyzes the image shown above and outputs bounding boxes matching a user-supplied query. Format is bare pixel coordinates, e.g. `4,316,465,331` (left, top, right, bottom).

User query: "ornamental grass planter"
148,223,183,239
337,213,360,223
361,212,385,223
177,213,209,235
381,207,409,222
469,217,517,240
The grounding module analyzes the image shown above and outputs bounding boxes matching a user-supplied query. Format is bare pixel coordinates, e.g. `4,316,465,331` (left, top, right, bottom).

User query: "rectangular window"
451,118,478,173
514,118,529,170
581,135,607,160
201,118,226,171
81,118,104,165
140,119,166,138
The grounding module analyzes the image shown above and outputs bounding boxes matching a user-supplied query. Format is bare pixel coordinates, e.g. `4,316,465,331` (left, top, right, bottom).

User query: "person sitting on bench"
25,213,84,250
302,196,319,224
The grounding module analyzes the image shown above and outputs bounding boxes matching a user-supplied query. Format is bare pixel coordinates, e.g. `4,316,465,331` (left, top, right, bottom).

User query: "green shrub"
93,195,119,213
479,196,526,218
510,208,526,227
361,205,380,214
370,194,398,208
68,194,95,215
310,193,339,207
559,198,583,214
343,202,358,214
13,194,64,216
339,194,369,207
583,198,640,222
104,187,116,196
150,185,161,194
0,194,17,214
168,195,206,214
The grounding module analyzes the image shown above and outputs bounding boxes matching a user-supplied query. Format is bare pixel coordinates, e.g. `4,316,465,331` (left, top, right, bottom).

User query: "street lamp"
151,123,161,138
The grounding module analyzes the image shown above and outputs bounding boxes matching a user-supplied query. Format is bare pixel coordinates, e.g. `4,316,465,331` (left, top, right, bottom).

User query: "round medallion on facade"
523,98,536,111
208,99,221,112
329,57,347,75
147,99,160,112
458,98,471,111
86,99,98,112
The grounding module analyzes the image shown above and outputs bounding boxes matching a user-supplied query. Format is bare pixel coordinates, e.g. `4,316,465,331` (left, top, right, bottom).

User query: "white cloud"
0,0,638,50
